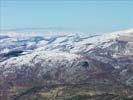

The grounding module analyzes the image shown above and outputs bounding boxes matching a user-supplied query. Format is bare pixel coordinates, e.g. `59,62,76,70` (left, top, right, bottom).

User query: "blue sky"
0,0,133,33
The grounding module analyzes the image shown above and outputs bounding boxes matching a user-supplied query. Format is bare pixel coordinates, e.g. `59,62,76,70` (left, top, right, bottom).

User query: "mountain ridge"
0,29,133,99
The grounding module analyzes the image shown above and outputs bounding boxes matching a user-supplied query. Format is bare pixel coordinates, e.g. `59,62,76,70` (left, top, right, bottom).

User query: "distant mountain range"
0,27,76,33
0,29,133,100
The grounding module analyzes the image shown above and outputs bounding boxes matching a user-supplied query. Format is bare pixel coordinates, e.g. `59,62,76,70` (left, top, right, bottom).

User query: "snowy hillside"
0,29,133,99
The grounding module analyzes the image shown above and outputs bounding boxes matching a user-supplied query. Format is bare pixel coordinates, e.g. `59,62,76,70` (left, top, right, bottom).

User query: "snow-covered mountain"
0,29,133,99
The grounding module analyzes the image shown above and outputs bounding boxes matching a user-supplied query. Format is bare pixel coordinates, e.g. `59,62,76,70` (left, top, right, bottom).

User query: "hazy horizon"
1,0,133,33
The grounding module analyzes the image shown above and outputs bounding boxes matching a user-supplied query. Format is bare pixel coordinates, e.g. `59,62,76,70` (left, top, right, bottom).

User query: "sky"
0,0,133,33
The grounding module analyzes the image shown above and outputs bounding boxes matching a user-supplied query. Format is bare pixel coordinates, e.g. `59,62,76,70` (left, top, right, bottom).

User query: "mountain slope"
0,29,133,99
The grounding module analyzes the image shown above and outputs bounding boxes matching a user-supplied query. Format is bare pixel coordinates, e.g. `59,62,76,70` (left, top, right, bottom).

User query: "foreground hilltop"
0,29,133,100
